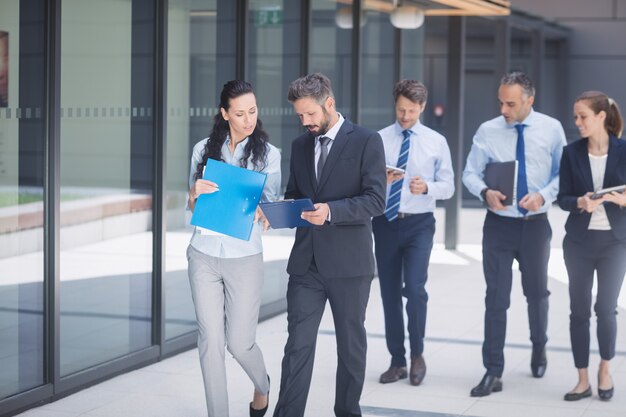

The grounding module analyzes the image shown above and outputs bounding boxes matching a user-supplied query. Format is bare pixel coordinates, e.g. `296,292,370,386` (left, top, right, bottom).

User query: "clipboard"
259,198,316,229
484,160,518,206
190,158,267,240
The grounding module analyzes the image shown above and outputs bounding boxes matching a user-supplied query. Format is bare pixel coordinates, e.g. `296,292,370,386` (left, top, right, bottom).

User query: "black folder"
260,198,316,229
484,161,518,206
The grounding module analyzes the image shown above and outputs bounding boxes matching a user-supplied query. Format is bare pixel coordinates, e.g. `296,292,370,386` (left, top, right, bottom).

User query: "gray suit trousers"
187,245,269,417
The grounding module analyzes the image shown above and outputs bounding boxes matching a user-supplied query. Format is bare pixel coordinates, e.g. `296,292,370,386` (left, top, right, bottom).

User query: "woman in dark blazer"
558,91,626,402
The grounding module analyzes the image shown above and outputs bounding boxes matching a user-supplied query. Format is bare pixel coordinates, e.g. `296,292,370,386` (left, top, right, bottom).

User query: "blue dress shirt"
378,121,455,213
188,136,281,258
462,109,566,217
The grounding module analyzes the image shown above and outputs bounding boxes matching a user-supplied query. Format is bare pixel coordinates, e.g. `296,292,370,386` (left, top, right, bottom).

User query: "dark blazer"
558,135,626,242
285,119,387,278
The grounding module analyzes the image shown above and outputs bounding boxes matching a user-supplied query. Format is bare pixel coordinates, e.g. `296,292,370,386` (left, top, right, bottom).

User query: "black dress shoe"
531,345,547,378
409,355,426,386
250,376,270,417
599,386,614,401
470,374,502,397
563,386,591,401
379,366,408,383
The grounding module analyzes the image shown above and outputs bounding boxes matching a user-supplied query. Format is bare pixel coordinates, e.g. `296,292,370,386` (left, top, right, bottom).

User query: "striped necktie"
384,129,411,221
515,124,528,215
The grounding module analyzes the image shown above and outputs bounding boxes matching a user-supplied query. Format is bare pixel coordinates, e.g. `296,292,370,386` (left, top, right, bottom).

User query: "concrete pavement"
16,207,626,417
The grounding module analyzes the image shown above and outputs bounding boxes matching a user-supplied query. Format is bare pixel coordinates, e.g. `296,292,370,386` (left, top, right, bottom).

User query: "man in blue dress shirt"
373,80,454,386
463,71,566,397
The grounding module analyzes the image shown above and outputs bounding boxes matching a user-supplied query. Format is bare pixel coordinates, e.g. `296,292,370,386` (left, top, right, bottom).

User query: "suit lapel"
574,139,594,192
304,133,317,192
317,120,353,191
603,135,620,188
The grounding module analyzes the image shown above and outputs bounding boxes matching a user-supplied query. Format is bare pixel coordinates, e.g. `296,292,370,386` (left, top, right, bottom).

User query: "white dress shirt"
378,120,455,214
187,136,281,258
314,113,345,178
462,109,566,217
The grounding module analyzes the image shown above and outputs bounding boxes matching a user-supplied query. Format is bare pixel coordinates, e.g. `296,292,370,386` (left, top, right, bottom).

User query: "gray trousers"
187,245,269,417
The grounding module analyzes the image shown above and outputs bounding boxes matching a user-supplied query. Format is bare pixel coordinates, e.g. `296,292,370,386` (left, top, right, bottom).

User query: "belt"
397,212,427,219
488,211,548,221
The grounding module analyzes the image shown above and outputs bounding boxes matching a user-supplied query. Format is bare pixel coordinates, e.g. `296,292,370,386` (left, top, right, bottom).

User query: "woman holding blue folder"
186,80,281,417
558,91,626,402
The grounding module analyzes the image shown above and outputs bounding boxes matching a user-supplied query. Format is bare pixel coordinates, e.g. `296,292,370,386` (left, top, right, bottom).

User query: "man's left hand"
519,192,545,212
301,203,330,226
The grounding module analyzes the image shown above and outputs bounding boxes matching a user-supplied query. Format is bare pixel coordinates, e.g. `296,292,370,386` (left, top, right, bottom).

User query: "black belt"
397,212,415,219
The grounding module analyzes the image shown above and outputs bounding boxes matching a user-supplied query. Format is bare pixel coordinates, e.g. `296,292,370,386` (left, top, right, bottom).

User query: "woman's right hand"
189,179,219,201
577,192,605,213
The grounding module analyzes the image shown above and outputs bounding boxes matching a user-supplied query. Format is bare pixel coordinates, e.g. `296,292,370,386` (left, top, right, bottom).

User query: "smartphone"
386,165,405,174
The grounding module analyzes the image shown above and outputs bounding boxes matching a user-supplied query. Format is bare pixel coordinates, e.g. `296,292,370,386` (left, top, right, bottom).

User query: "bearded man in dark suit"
272,73,386,417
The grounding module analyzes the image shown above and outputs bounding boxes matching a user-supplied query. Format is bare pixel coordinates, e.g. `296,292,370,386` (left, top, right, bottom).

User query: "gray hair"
500,71,535,98
393,79,428,104
287,73,334,105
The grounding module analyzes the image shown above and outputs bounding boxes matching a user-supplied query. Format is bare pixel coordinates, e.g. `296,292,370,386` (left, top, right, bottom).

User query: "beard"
306,106,331,135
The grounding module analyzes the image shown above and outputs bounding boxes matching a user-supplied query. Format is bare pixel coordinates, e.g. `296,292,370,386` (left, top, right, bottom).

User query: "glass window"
400,23,425,84
247,0,301,311
59,0,154,376
359,8,395,130
0,0,46,399
164,0,237,341
310,0,353,118
247,0,301,186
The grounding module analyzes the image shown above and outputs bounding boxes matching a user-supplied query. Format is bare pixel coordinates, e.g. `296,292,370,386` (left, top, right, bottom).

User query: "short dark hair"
287,73,334,105
393,79,428,104
500,71,535,98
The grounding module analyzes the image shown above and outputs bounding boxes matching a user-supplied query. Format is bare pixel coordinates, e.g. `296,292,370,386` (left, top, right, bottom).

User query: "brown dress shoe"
409,355,426,386
379,366,407,384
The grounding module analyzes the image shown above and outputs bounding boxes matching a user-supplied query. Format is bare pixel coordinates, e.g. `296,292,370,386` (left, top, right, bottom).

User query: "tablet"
590,184,626,200
386,165,405,174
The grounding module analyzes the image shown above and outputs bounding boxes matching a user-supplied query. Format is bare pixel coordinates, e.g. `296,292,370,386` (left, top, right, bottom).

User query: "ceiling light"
390,4,425,29
335,6,367,29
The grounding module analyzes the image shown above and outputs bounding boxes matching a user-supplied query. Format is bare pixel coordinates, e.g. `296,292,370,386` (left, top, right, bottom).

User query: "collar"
508,108,536,128
224,135,249,148
317,113,345,141
394,120,420,136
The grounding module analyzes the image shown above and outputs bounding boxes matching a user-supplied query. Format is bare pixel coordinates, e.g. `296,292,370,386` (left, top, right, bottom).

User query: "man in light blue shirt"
463,72,566,397
373,80,454,387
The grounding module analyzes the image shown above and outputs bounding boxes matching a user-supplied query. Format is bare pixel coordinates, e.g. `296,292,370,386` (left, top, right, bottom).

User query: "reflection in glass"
359,9,395,130
59,0,154,376
165,0,237,340
0,0,45,400
247,0,300,308
310,0,353,118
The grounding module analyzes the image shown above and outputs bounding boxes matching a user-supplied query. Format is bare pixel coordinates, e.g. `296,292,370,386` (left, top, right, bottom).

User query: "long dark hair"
194,80,269,180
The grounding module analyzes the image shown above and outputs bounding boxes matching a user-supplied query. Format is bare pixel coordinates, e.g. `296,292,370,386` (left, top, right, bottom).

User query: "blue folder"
190,158,267,241
259,198,316,229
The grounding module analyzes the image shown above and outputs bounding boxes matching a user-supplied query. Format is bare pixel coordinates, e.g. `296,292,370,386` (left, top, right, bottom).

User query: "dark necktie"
317,136,331,183
515,124,528,215
384,129,411,221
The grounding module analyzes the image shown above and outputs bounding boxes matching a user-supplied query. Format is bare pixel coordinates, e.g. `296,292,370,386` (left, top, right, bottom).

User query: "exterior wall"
514,0,626,138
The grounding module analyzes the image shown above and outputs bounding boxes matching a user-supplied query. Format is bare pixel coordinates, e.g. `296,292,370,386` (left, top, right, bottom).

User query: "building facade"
0,0,589,415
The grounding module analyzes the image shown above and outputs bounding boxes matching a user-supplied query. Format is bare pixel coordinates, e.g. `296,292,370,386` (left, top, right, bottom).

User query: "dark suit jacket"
285,119,387,278
558,135,626,242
